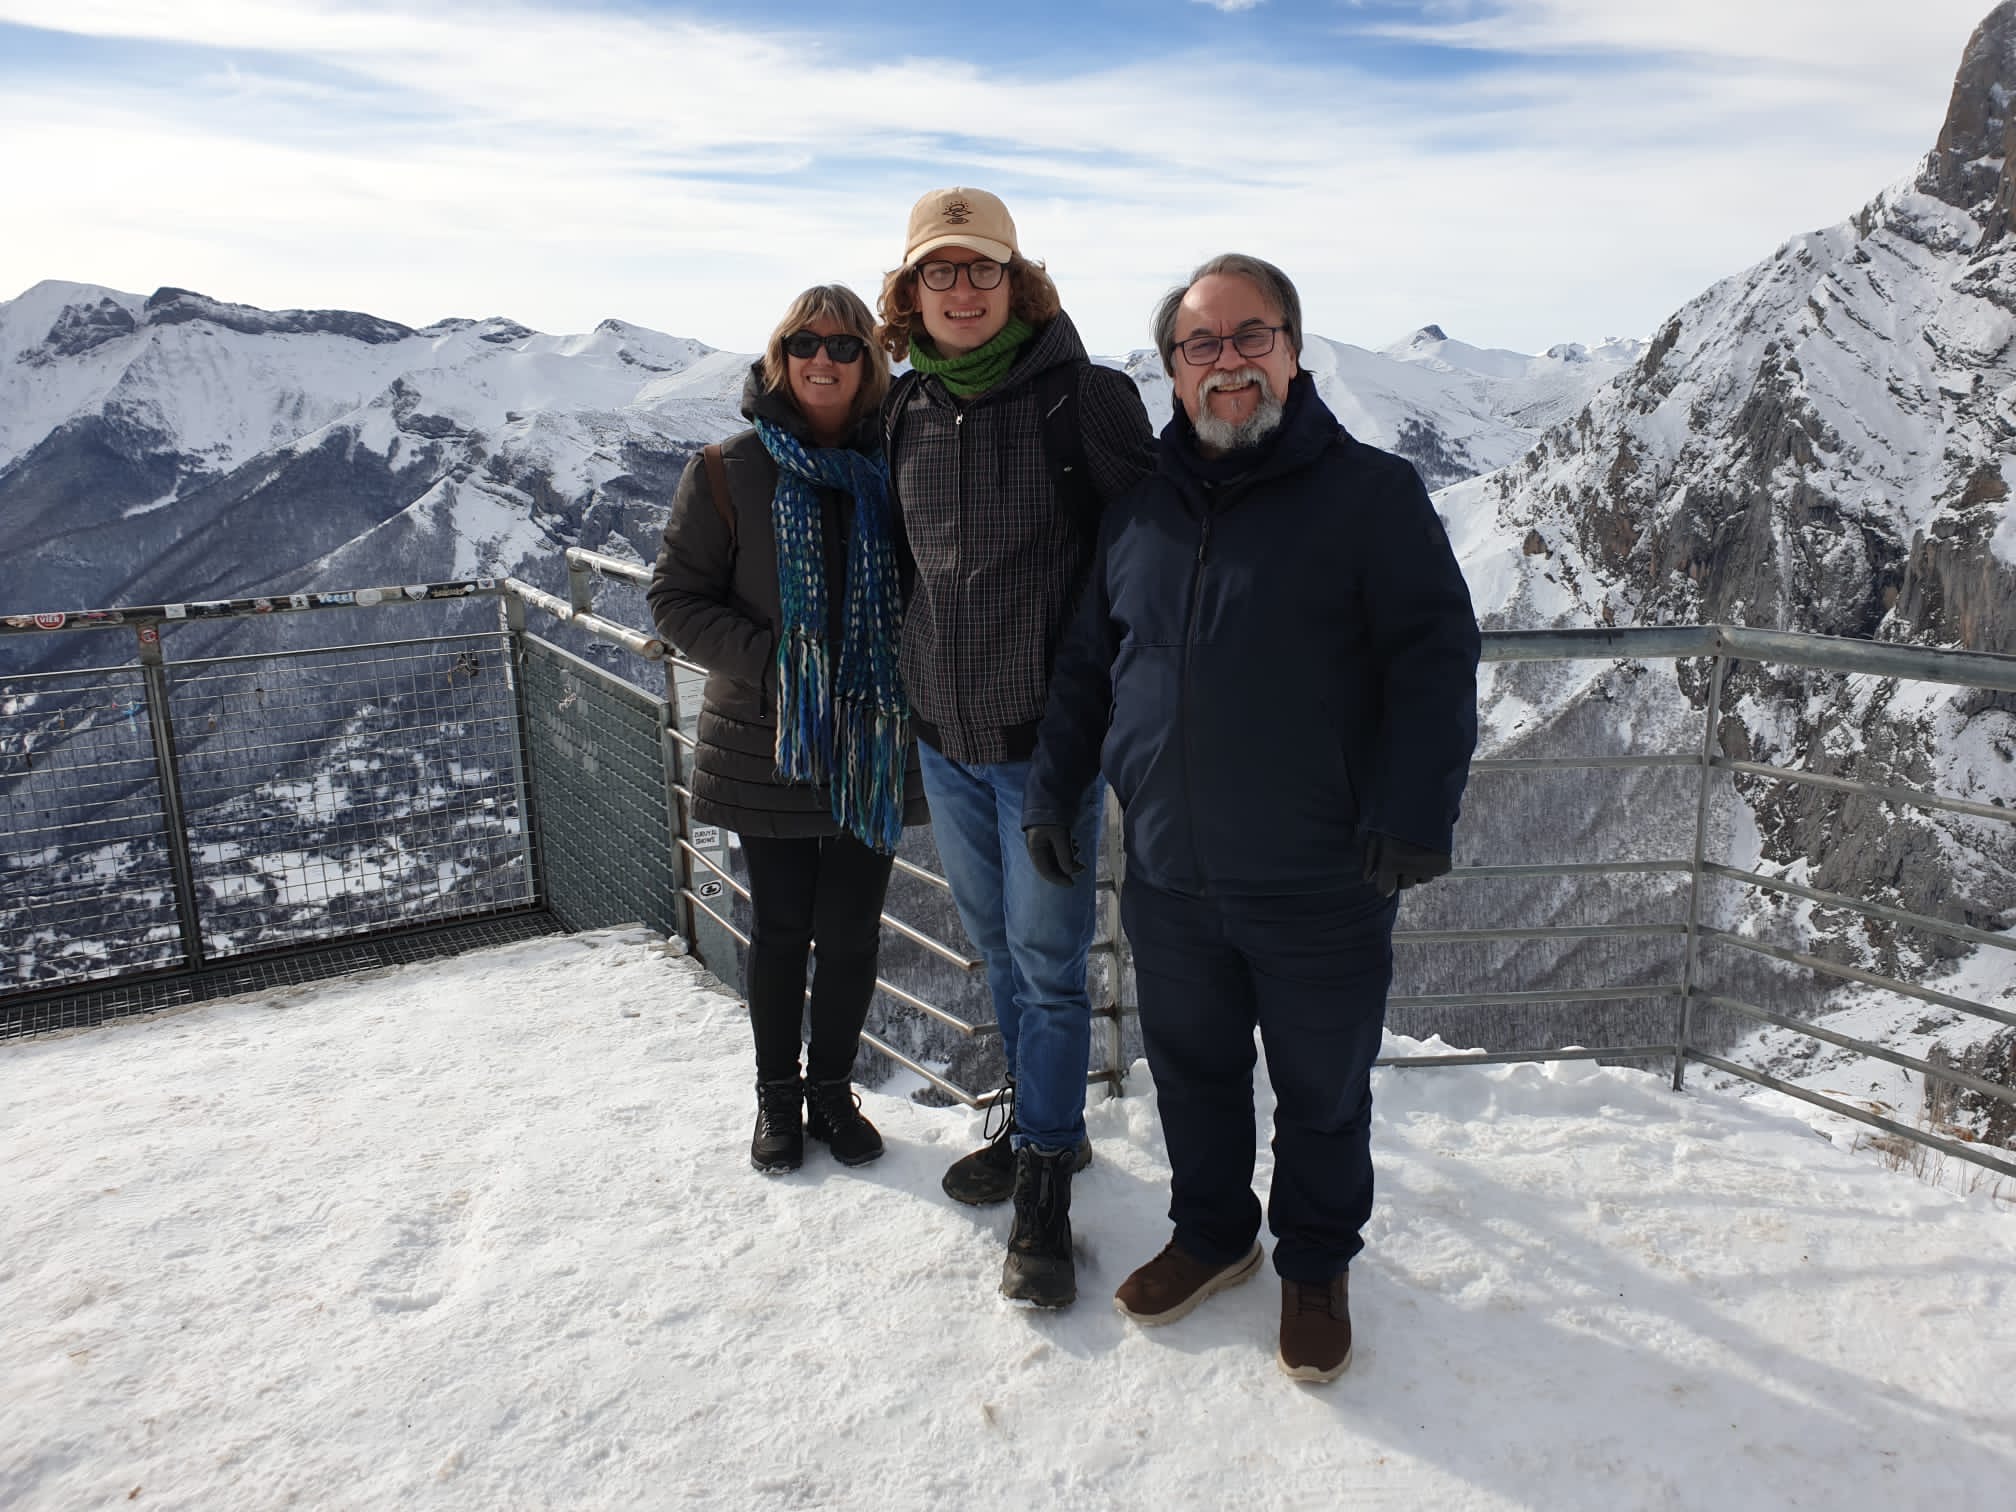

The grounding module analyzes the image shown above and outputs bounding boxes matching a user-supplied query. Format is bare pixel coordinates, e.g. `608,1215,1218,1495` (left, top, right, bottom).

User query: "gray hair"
1151,253,1304,376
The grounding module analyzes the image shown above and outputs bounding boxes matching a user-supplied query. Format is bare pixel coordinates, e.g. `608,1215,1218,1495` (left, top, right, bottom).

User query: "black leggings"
739,832,895,1084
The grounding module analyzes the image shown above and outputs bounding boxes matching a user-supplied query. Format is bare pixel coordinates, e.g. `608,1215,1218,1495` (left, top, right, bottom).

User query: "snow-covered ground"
4,928,2013,1511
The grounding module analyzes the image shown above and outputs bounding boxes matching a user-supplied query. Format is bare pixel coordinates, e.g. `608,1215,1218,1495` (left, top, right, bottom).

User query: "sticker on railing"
697,880,724,900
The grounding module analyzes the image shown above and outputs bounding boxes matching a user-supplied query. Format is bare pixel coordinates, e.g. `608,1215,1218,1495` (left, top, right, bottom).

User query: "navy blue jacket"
1023,373,1480,895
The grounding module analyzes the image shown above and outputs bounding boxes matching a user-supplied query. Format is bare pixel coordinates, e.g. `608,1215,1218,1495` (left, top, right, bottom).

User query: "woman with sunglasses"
648,283,927,1175
876,188,1154,1307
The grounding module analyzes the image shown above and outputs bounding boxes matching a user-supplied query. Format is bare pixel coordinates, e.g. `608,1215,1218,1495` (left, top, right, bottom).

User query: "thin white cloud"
1344,0,1988,80
0,0,1994,357
1194,0,1266,12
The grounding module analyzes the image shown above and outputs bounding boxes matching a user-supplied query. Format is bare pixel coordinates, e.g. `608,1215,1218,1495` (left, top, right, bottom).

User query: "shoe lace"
1291,1280,1339,1317
757,1082,800,1133
811,1080,865,1130
1013,1151,1065,1231
980,1079,1015,1145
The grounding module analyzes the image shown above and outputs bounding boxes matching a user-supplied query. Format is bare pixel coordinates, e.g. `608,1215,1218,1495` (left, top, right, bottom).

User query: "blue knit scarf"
754,418,908,853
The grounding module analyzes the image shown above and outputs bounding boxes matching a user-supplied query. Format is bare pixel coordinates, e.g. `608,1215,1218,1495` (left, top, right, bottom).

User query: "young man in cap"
876,188,1154,1307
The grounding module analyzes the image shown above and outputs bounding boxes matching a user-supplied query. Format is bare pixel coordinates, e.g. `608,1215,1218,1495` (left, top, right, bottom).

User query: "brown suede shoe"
1277,1274,1353,1382
1114,1239,1263,1325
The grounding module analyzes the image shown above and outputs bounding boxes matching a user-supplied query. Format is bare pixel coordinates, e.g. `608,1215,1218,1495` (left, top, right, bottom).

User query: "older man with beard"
1020,253,1480,1382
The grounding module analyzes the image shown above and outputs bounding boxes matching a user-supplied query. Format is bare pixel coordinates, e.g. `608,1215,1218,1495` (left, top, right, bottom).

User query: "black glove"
1025,824,1084,888
1362,833,1451,897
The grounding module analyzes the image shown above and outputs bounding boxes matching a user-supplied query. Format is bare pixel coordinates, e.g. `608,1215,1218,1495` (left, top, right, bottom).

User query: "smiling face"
1173,272,1300,455
785,317,865,446
915,248,1013,356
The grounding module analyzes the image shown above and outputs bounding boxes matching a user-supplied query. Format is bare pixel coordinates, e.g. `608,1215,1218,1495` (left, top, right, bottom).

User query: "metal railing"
7,564,2013,1181
3,580,535,1004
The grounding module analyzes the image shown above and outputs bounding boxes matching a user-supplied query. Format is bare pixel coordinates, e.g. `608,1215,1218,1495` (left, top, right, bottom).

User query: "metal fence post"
1673,648,1728,1091
661,660,699,949
135,622,206,971
566,556,596,616
499,595,543,907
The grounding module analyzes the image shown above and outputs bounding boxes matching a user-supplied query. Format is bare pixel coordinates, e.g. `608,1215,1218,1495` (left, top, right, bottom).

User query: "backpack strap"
702,442,734,539
882,369,925,458
1034,360,1099,543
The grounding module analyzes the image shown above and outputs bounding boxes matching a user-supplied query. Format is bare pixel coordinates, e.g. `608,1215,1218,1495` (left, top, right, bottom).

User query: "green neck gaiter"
908,317,1035,398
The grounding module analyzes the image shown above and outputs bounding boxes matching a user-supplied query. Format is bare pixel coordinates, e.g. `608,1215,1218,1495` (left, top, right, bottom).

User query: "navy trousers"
1120,875,1399,1283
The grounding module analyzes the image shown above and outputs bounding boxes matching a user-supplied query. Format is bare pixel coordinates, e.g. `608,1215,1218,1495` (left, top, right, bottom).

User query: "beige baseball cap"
904,187,1019,266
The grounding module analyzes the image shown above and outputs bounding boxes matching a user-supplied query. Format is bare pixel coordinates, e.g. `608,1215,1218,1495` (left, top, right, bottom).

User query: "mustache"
1198,366,1278,402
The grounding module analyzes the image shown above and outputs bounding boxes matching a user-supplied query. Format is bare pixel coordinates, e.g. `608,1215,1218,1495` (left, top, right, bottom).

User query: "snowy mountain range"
0,276,1638,653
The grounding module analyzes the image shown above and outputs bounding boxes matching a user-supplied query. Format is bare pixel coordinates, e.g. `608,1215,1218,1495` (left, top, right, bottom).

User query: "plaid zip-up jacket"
889,311,1154,765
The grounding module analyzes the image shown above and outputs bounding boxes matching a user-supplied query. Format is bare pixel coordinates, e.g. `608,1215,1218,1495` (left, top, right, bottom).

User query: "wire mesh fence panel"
166,634,532,957
520,636,680,939
0,665,185,994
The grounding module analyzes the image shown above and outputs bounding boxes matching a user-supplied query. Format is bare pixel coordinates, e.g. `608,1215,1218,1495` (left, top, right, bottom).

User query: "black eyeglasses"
1174,325,1286,366
783,331,867,363
914,258,1006,292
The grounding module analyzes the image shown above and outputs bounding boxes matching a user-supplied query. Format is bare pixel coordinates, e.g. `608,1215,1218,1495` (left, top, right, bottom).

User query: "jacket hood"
739,360,881,454
1158,370,1337,493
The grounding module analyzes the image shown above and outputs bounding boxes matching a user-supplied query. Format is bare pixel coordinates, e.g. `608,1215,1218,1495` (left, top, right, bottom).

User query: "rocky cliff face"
1436,2,2016,1021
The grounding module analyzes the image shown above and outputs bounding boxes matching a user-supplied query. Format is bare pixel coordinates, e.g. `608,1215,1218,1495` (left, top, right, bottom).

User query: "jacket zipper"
1180,508,1212,892
950,408,964,733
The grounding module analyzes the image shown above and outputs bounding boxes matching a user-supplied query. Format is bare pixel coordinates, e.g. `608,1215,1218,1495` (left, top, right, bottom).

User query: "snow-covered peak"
1381,323,1646,386
0,279,145,364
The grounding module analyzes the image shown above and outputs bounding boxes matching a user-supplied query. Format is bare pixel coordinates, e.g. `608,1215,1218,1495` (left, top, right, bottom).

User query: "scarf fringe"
772,628,832,787
830,698,909,856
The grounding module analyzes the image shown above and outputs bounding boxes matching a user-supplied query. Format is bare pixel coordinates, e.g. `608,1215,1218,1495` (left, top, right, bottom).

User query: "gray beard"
1191,370,1285,457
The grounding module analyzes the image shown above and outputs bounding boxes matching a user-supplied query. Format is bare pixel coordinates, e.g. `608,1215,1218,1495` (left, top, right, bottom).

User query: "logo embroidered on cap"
943,199,972,225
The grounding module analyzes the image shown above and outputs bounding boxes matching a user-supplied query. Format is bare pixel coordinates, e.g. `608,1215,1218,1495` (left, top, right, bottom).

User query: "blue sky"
0,0,1998,356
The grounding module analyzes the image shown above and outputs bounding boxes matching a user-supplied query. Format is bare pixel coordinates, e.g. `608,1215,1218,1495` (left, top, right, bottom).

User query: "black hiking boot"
942,1081,1092,1206
751,1078,804,1173
1000,1145,1076,1308
804,1078,885,1166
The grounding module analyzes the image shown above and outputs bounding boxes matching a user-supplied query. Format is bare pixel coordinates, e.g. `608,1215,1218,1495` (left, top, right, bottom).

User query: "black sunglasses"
784,331,867,363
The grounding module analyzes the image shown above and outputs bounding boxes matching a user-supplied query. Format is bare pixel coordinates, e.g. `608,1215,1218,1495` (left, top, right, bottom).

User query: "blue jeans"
918,744,1104,1152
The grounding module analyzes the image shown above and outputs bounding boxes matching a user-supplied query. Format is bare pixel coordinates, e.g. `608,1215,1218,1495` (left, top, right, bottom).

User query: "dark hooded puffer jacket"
646,364,929,839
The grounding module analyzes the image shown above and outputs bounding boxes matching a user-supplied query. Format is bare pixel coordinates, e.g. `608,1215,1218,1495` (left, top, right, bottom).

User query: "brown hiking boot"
1277,1274,1353,1382
1114,1240,1263,1325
